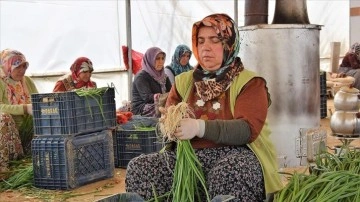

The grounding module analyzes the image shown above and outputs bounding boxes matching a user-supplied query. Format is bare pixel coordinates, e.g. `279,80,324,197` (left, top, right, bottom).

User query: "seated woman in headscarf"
337,42,360,90
131,47,172,117
0,49,38,172
53,57,97,92
164,44,193,84
126,13,283,201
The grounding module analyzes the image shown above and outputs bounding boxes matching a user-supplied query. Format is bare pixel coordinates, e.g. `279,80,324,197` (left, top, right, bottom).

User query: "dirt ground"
0,168,126,202
1,98,360,202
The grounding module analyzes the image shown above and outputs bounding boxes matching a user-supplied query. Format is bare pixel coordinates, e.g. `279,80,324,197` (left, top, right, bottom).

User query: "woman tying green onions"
126,13,283,201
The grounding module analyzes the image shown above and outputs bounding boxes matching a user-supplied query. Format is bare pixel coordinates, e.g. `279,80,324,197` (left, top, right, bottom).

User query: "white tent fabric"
0,1,125,74
0,0,350,106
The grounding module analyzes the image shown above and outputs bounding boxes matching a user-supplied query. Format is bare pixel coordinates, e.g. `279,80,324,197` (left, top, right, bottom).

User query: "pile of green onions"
275,146,360,201
0,163,33,191
275,170,360,202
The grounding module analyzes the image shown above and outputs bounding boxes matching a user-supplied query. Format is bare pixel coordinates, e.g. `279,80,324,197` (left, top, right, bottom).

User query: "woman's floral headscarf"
191,13,244,101
70,57,95,89
168,44,193,76
0,49,29,78
0,49,30,104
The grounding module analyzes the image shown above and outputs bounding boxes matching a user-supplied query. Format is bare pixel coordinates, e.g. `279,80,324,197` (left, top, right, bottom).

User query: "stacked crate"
30,87,116,190
320,71,327,118
113,115,163,168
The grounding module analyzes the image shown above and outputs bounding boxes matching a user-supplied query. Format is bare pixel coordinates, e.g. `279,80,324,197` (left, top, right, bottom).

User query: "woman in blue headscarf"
164,44,193,84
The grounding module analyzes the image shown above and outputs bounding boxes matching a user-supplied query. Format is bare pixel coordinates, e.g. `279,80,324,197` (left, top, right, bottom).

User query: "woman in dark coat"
131,47,171,117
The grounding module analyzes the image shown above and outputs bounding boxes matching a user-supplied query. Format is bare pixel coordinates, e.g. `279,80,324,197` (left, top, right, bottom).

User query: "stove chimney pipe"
272,0,310,24
244,0,269,26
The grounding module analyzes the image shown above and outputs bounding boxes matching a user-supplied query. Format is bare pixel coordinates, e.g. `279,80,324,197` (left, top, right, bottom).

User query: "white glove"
25,104,33,115
174,118,205,140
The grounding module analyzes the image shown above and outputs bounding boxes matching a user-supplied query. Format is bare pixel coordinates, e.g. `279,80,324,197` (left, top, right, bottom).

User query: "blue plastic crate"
31,130,114,190
113,128,163,168
31,87,116,135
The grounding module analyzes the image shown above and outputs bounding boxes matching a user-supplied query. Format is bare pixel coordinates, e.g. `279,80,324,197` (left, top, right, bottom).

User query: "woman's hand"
23,104,33,115
174,118,205,140
153,93,161,102
158,107,167,122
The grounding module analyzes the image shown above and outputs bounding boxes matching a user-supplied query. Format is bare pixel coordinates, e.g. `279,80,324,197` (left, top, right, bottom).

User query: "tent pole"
234,0,238,26
126,0,133,101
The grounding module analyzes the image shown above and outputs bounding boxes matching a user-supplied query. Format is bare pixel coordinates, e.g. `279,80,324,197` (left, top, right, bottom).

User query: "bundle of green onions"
158,102,210,202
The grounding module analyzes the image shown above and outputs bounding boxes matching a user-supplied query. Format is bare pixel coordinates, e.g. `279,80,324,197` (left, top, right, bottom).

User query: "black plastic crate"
320,95,327,119
113,128,163,168
31,87,116,136
31,130,114,190
320,71,327,96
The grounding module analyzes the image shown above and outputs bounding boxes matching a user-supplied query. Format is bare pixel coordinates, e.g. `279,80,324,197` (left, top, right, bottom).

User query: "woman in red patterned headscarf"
53,57,97,92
